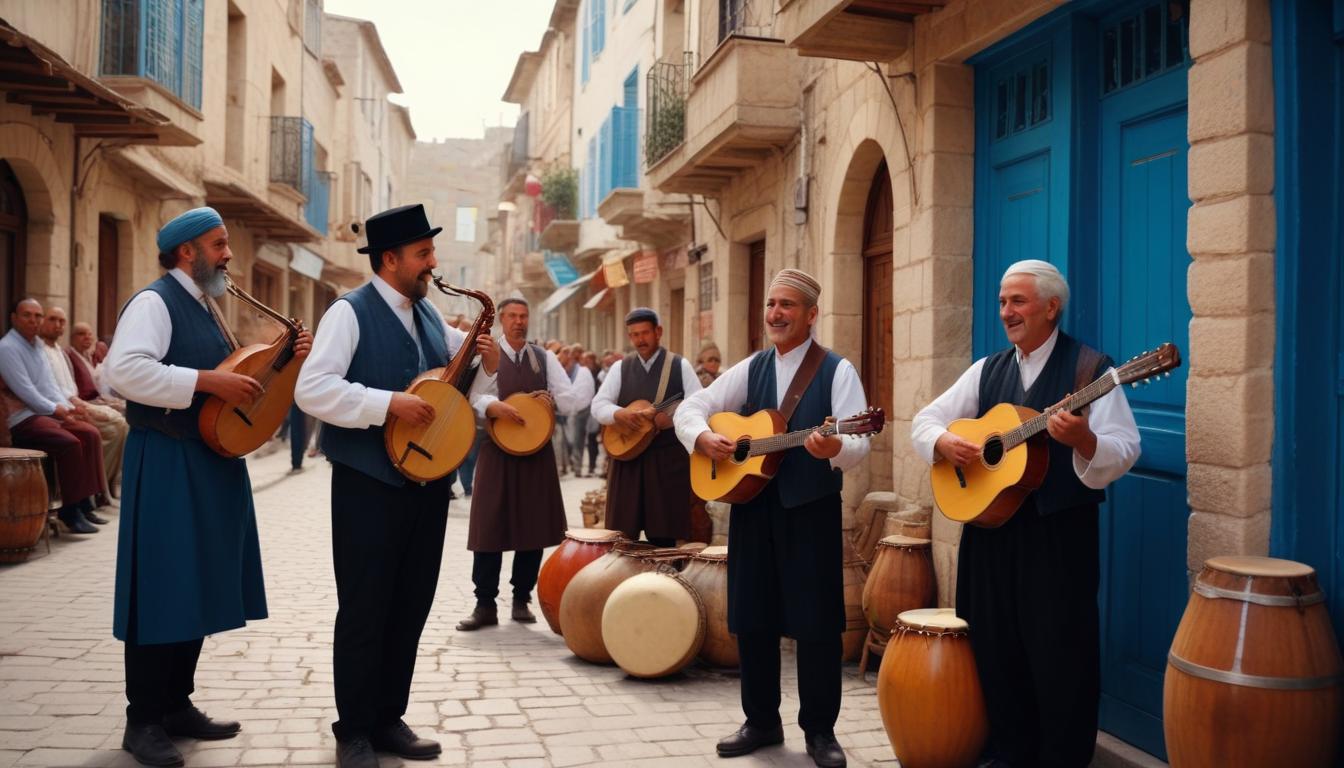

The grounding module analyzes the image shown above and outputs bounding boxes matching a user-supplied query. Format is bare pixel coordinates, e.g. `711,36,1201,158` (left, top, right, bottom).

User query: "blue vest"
743,345,844,509
319,282,450,487
124,274,232,440
977,331,1110,516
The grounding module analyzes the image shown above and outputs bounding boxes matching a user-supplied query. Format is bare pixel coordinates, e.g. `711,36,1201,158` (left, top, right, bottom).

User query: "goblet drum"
536,528,624,635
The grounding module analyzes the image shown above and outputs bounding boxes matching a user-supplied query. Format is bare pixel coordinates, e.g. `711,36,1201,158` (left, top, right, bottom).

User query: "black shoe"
58,509,97,534
370,720,442,759
511,600,537,623
716,722,784,757
122,723,184,767
84,509,110,525
804,732,847,768
335,737,379,768
456,605,498,631
162,706,241,740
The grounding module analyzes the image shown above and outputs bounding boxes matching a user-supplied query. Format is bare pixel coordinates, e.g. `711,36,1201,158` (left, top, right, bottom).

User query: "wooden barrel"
841,533,869,661
603,569,706,678
536,528,625,635
862,535,936,639
560,542,660,663
877,608,988,768
0,448,49,564
1164,556,1343,768
681,545,738,667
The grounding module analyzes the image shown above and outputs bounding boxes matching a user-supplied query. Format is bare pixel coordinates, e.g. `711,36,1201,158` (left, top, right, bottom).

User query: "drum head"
1205,555,1315,579
566,528,623,543
693,546,728,562
878,534,931,549
489,393,554,455
0,448,46,460
602,572,706,678
897,607,968,632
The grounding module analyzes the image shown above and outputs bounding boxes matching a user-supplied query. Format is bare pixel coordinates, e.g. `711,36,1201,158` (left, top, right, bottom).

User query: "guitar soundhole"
982,436,1004,468
732,439,751,464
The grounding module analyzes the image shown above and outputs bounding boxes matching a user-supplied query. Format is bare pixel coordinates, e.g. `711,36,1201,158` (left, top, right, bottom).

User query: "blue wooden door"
1095,11,1191,757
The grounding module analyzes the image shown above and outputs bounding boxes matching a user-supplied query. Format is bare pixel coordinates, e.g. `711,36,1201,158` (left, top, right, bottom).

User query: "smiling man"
911,259,1140,768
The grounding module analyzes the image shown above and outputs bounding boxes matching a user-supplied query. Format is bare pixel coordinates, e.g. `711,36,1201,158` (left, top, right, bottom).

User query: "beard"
190,250,228,298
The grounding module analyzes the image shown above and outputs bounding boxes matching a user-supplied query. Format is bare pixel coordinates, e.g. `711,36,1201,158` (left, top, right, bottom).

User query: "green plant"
541,167,579,220
646,98,686,166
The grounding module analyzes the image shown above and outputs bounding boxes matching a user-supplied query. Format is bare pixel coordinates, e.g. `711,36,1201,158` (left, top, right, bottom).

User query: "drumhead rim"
877,534,931,548
1204,555,1315,579
565,528,624,543
896,607,968,631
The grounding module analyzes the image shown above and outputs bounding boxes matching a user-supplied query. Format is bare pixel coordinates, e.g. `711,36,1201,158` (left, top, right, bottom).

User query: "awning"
543,250,580,287
204,178,322,243
289,244,326,281
582,287,610,310
538,269,597,314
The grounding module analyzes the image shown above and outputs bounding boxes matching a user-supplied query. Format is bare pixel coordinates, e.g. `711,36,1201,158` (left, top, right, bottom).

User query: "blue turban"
157,206,224,253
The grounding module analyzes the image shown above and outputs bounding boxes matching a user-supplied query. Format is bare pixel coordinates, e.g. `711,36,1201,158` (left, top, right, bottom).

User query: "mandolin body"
601,399,660,460
487,391,555,456
929,402,1049,528
384,377,476,483
199,339,301,458
689,409,787,504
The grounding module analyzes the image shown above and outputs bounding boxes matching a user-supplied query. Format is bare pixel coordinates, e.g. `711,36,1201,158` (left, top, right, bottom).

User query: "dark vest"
617,348,685,450
977,331,1111,516
498,342,548,397
744,344,844,509
319,282,450,487
124,274,232,440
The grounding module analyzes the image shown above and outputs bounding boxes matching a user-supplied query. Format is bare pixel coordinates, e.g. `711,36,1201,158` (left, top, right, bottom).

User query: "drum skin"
602,570,706,679
1163,556,1343,768
536,528,625,635
681,546,737,667
0,448,49,564
877,609,987,768
560,544,659,663
862,535,936,638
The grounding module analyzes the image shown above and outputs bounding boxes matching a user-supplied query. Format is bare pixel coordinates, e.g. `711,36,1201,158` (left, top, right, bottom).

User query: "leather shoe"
716,722,784,757
370,720,441,759
162,706,240,740
511,600,537,623
84,509,109,525
805,732,847,768
58,509,97,534
122,723,184,767
335,737,378,768
456,605,498,631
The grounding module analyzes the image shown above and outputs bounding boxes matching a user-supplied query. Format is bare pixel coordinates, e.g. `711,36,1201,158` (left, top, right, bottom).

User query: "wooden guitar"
690,407,886,503
601,394,683,461
487,391,556,456
199,276,305,458
930,342,1182,528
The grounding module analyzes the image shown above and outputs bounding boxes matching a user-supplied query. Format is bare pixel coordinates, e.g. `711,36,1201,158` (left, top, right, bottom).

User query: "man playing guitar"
675,269,868,768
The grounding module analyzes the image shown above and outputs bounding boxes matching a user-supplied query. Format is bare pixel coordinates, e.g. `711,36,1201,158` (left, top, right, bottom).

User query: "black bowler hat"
356,203,443,254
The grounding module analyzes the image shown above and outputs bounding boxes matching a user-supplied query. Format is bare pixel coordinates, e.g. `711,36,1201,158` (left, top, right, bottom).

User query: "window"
993,53,1050,140
1101,0,1190,95
269,117,313,194
100,0,205,109
582,0,606,85
455,207,478,242
303,0,322,56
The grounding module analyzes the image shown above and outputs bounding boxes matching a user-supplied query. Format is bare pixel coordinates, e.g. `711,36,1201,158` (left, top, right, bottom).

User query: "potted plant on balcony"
541,167,578,221
646,99,686,167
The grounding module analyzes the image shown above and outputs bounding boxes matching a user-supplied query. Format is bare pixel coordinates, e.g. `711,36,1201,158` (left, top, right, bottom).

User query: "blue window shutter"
613,107,638,188
585,138,597,218
599,115,613,203
581,5,590,86
593,0,605,56
623,67,638,108
182,0,204,108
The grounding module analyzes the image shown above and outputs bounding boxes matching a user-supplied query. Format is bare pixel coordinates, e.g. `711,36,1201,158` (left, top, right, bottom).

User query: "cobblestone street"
0,447,895,767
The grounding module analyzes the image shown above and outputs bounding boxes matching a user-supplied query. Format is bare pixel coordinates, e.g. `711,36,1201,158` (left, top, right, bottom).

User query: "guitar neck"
1001,372,1116,450
653,395,683,413
747,423,839,457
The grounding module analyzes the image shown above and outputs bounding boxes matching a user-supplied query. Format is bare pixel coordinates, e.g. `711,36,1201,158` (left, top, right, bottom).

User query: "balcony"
270,116,313,196
645,36,801,196
598,187,691,248
776,0,939,61
99,0,206,143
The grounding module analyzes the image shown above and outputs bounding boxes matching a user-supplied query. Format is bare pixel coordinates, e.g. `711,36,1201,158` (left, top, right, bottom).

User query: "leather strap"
203,294,240,352
1075,343,1104,394
653,348,674,405
778,340,828,424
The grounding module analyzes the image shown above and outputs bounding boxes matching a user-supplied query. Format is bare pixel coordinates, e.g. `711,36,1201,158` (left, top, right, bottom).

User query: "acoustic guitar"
601,394,683,461
384,276,493,483
930,342,1182,528
690,407,886,503
487,391,556,456
199,276,305,458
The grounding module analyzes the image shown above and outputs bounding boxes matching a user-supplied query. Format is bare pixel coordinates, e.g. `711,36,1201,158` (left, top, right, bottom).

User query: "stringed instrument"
487,391,556,456
601,394,684,461
930,342,1182,528
199,276,305,458
384,276,494,483
690,407,886,503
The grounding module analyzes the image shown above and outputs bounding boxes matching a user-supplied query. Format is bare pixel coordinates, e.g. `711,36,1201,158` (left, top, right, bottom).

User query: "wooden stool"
858,626,890,679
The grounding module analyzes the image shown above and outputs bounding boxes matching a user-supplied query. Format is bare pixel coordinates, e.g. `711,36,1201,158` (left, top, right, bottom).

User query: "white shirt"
591,348,703,424
104,268,209,407
40,341,78,400
294,275,496,429
909,327,1141,489
674,338,871,471
472,339,589,417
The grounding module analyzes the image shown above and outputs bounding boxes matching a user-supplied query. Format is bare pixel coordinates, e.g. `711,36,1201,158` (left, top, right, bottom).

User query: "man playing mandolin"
456,297,588,631
675,269,869,768
591,307,702,546
911,259,1140,768
294,204,499,768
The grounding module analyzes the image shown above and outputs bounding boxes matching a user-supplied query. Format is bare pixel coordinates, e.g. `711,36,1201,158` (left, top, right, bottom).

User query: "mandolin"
930,342,1181,528
383,276,493,483
487,391,556,456
199,276,305,458
690,407,885,503
601,394,684,461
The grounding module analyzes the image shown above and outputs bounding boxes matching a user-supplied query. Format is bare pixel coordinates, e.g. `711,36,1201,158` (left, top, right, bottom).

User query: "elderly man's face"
39,308,67,342
999,273,1060,352
764,285,817,350
71,324,95,353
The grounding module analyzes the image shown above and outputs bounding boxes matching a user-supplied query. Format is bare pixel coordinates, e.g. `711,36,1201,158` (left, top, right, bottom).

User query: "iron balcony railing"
645,53,691,167
270,116,314,195
509,111,531,179
100,0,205,109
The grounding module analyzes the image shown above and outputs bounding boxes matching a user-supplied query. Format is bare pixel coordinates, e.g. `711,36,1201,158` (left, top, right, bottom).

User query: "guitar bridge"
954,466,966,489
399,441,433,465
231,407,254,427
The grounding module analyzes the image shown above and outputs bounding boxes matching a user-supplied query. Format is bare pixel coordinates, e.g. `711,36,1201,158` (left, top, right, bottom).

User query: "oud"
601,394,683,461
930,342,1182,528
384,276,494,483
198,276,305,458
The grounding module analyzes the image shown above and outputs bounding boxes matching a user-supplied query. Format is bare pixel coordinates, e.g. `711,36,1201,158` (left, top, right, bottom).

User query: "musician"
911,260,1140,768
104,206,314,768
294,203,499,768
592,307,702,546
675,270,867,768
456,297,585,631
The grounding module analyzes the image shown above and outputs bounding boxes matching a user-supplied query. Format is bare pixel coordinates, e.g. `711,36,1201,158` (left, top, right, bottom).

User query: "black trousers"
124,637,204,725
470,549,543,608
330,463,452,742
956,504,1101,768
736,631,842,736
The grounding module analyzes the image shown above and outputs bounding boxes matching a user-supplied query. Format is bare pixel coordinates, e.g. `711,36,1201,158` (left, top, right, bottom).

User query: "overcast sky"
323,0,555,141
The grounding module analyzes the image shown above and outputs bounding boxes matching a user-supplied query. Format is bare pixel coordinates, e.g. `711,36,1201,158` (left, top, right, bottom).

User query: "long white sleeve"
590,360,624,425
556,364,593,416
294,300,392,429
910,359,985,464
104,291,199,408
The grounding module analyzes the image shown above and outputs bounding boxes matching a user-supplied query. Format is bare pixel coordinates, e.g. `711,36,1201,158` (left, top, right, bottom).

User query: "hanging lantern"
525,173,542,197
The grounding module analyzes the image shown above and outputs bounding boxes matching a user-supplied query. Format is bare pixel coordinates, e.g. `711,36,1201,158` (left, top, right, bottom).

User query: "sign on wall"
633,250,659,283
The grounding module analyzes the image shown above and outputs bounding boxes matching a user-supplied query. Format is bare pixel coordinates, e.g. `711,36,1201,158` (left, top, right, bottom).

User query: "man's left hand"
475,334,500,375
1046,398,1097,461
804,419,842,460
293,330,314,361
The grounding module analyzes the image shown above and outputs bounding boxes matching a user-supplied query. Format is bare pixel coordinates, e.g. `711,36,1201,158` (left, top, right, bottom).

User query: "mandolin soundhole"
981,436,1004,468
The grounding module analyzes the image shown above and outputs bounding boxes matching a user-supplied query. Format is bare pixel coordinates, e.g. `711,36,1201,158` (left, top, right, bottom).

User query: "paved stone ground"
0,447,898,767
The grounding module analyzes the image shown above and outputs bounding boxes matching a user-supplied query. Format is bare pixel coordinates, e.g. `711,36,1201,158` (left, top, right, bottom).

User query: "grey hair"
1002,259,1069,312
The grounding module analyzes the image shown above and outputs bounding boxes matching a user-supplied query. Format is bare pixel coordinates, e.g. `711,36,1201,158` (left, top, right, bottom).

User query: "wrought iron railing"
645,53,691,167
270,116,314,194
509,111,531,179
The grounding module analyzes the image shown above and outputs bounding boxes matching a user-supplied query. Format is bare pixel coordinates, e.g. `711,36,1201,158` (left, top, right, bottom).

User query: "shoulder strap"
653,348,674,405
1074,343,1104,393
778,341,828,424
